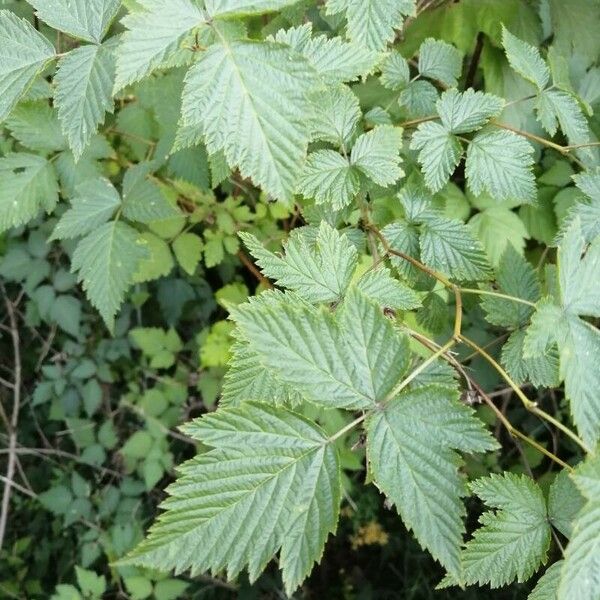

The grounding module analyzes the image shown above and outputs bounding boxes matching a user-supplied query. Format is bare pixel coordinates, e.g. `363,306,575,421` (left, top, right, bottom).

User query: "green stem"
459,334,590,453
384,339,456,402
328,414,366,444
459,287,537,308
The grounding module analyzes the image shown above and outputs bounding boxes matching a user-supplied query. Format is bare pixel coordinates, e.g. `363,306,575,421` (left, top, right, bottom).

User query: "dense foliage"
1,0,600,598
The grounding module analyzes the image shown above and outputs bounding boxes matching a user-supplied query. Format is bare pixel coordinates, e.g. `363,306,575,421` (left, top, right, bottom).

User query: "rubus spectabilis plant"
1,0,599,597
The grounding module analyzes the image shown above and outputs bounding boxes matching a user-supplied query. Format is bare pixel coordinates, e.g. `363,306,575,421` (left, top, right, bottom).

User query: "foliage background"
0,0,599,598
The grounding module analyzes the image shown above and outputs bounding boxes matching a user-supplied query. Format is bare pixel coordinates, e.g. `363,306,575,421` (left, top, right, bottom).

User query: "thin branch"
0,475,35,499
0,284,21,551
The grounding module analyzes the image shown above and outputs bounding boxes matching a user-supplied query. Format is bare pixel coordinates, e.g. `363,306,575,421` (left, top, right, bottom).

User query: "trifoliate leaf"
240,222,357,304
355,267,421,310
54,42,116,159
466,129,536,203
51,177,120,241
411,122,463,193
125,402,341,596
350,125,404,187
462,473,551,587
367,385,497,576
380,51,410,91
182,39,318,202
309,84,361,146
0,153,59,233
297,150,359,209
419,216,491,281
437,89,504,134
536,90,589,147
468,207,529,267
501,26,549,91
273,23,378,84
27,0,120,44
524,220,600,447
114,0,206,90
480,245,539,328
0,10,56,122
71,221,149,330
418,38,463,87
326,0,414,51
557,453,600,600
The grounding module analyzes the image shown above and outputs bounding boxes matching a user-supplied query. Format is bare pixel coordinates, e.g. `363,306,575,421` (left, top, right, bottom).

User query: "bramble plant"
1,0,600,598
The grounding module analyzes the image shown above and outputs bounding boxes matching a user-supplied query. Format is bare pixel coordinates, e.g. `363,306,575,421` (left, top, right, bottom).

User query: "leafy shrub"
1,0,599,599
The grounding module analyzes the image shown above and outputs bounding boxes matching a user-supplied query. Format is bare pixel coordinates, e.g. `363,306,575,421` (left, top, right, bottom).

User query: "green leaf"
327,0,415,51
54,43,116,159
297,150,359,209
367,385,497,576
557,452,600,600
231,288,409,409
0,10,56,122
71,221,149,330
468,207,529,267
114,0,206,90
420,216,491,281
205,0,299,18
27,0,120,43
51,177,120,241
355,267,421,310
411,122,463,193
501,26,549,91
309,84,361,146
221,337,304,407
350,125,404,187
480,245,539,328
133,232,174,283
182,39,318,202
501,329,559,388
122,164,179,223
560,168,600,243
437,89,504,134
173,233,204,275
273,23,378,84
5,102,66,152
125,403,341,596
418,38,463,87
536,90,589,147
525,219,600,447
466,129,536,203
240,222,357,304
529,561,563,600
400,80,438,117
462,473,551,587
75,566,106,599
548,470,585,539
0,153,59,233
380,51,410,91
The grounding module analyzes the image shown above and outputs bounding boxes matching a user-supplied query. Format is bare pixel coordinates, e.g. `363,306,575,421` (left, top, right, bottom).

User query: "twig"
0,284,21,551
